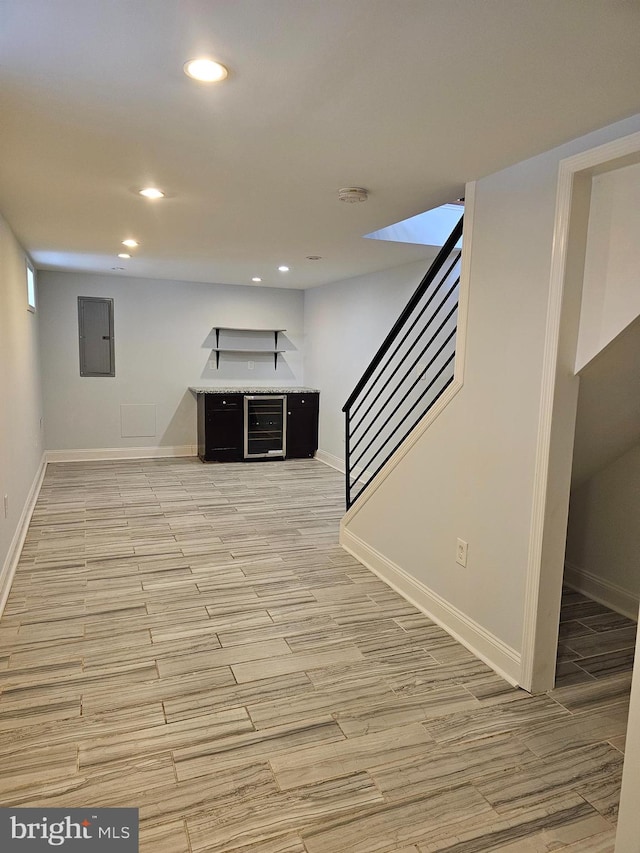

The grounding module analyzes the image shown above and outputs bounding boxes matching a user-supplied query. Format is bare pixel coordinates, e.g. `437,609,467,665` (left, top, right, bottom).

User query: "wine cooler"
243,395,287,459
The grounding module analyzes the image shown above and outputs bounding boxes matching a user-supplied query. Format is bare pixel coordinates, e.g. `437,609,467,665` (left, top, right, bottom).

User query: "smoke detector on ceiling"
338,187,369,203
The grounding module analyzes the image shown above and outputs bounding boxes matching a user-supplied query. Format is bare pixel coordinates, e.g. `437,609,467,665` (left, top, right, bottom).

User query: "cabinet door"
199,395,243,461
286,393,319,458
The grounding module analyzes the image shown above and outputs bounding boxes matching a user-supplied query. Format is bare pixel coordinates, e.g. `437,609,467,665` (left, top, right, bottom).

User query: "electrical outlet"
456,538,468,567
3,495,8,519
248,361,254,370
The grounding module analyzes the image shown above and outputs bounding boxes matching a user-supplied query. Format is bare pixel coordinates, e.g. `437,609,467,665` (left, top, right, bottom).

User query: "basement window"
78,296,115,377
26,261,36,312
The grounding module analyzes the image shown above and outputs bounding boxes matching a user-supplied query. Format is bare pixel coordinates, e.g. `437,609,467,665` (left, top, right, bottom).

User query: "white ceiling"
1,0,639,289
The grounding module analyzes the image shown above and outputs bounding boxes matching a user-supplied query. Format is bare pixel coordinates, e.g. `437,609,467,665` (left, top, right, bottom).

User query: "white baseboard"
340,526,522,686
45,445,197,463
315,449,345,473
313,450,375,497
564,561,639,621
0,455,47,620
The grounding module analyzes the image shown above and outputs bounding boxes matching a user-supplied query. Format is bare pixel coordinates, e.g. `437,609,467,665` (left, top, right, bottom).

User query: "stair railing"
343,215,463,508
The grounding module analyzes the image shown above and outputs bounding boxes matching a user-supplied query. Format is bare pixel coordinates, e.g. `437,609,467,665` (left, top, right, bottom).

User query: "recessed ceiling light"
278,265,290,273
122,239,138,248
118,253,131,259
139,187,165,200
184,59,229,83
252,277,262,282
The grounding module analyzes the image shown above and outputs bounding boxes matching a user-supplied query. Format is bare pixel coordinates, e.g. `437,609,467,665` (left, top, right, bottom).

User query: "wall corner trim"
0,455,48,620
340,525,522,687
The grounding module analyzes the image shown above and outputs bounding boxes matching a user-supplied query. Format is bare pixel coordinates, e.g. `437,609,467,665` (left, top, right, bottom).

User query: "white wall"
38,271,304,454
340,114,640,666
576,161,640,371
303,256,436,468
571,315,640,487
0,212,44,609
566,442,640,618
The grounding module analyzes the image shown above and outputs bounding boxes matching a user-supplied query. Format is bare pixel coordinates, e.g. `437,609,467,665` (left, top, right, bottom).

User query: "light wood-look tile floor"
0,458,633,852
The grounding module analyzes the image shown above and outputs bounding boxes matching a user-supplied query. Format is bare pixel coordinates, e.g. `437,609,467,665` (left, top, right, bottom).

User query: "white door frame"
516,128,640,853
521,129,640,695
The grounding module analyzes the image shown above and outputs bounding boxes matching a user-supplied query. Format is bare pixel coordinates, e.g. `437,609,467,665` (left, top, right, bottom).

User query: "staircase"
342,216,463,508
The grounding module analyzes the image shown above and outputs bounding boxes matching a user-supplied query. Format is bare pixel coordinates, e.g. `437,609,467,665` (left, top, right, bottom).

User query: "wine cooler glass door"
244,396,287,459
